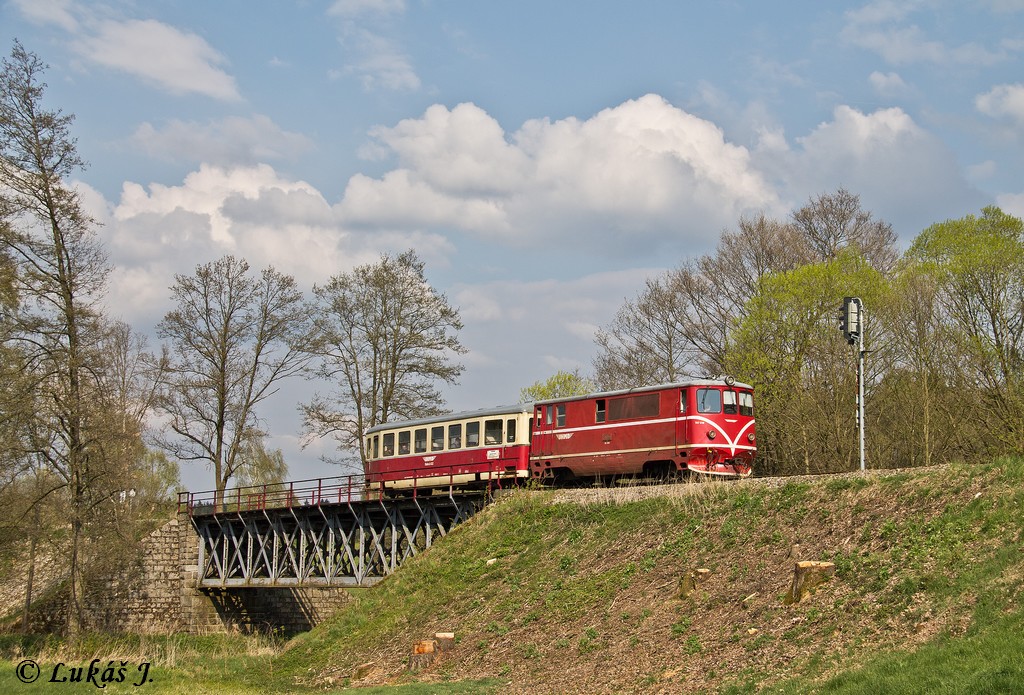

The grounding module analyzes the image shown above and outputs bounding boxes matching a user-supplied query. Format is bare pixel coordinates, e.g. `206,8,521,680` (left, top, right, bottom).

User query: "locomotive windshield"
696,388,721,413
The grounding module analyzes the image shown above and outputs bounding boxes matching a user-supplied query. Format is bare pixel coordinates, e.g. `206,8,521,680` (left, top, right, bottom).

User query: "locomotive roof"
531,378,754,406
365,403,533,434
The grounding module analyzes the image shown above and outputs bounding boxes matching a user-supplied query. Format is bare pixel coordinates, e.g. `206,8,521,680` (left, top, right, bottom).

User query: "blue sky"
4,0,1023,488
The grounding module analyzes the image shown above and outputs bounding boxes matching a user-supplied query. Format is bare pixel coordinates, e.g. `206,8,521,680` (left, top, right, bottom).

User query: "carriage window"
739,392,754,417
595,399,606,423
696,388,722,414
723,390,738,415
466,421,480,447
556,404,566,427
507,418,517,443
448,423,462,449
431,426,444,451
398,430,411,454
484,419,502,445
368,436,378,460
414,428,427,453
608,393,660,421
679,389,687,413
383,432,395,456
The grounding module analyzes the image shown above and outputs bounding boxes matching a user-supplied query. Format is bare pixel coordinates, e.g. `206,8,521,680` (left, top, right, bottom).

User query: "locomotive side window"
556,404,566,427
466,421,480,447
723,390,738,415
696,388,722,414
383,432,395,456
595,399,606,423
507,418,517,443
398,431,411,454
740,392,754,416
545,406,553,426
448,423,462,449
484,419,502,445
608,393,660,421
679,390,687,413
414,428,427,453
431,426,444,451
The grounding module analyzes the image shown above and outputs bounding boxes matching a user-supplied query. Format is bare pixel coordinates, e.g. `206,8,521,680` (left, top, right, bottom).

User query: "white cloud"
996,191,1024,218
328,0,406,17
73,19,240,100
10,0,79,31
976,83,1024,125
336,28,420,91
761,105,984,238
129,115,314,166
842,5,1015,66
96,164,443,325
343,95,782,254
869,71,908,96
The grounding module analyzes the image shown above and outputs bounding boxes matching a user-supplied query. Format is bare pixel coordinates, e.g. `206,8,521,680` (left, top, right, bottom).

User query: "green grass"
4,458,1024,693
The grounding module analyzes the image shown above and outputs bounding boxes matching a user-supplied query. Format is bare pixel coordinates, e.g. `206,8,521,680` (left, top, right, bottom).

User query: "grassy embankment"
2,457,1023,693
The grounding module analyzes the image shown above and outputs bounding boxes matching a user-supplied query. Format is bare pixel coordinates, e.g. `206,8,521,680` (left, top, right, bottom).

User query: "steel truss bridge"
178,475,491,588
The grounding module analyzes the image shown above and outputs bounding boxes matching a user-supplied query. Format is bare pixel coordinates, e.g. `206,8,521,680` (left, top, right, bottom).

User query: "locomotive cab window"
696,388,721,414
484,419,502,445
556,404,566,427
679,389,687,413
723,390,738,415
739,392,754,417
414,428,427,453
595,399,606,423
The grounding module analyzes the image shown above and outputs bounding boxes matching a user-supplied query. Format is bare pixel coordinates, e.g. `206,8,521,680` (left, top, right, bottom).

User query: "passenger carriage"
364,404,534,494
530,379,755,481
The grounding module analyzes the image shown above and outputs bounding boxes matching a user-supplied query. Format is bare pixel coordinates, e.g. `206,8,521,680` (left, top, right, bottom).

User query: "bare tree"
791,188,898,273
156,256,310,497
303,250,465,467
0,41,111,634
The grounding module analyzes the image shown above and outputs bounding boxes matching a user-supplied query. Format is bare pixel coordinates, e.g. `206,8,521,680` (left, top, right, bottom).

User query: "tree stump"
678,567,712,598
409,639,436,672
434,632,455,652
786,561,835,604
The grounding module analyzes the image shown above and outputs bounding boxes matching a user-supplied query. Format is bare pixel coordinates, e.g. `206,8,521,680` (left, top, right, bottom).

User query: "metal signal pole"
840,297,866,471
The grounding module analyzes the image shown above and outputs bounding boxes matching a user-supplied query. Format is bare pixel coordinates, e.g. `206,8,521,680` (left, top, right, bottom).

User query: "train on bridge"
364,377,755,496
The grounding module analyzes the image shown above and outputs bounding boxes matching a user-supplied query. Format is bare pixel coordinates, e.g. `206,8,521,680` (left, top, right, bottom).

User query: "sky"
3,0,1023,490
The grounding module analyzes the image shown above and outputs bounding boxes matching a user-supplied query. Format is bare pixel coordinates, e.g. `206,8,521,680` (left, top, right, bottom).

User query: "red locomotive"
363,378,754,494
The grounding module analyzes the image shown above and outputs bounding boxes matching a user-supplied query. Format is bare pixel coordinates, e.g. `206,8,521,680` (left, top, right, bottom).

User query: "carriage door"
534,405,552,458
675,388,689,454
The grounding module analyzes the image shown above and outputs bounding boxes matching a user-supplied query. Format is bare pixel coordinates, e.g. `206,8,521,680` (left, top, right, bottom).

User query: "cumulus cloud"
129,115,314,166
341,95,783,255
976,83,1024,125
97,164,441,325
757,105,985,237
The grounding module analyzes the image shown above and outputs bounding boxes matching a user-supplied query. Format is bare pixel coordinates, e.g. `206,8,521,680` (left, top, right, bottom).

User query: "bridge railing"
177,461,520,517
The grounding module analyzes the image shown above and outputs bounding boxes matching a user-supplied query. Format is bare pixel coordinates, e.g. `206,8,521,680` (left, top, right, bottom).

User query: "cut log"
434,632,455,652
786,560,835,604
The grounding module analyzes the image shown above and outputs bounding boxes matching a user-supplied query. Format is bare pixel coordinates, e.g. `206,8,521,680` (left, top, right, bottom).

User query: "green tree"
905,206,1024,454
725,250,887,475
520,369,596,403
303,250,465,468
156,255,310,498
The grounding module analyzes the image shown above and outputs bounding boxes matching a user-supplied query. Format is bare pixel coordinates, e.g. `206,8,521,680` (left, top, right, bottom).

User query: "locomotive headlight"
747,433,755,443
707,430,716,439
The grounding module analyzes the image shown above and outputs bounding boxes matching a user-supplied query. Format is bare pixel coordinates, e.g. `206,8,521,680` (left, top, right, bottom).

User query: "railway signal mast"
839,297,866,471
